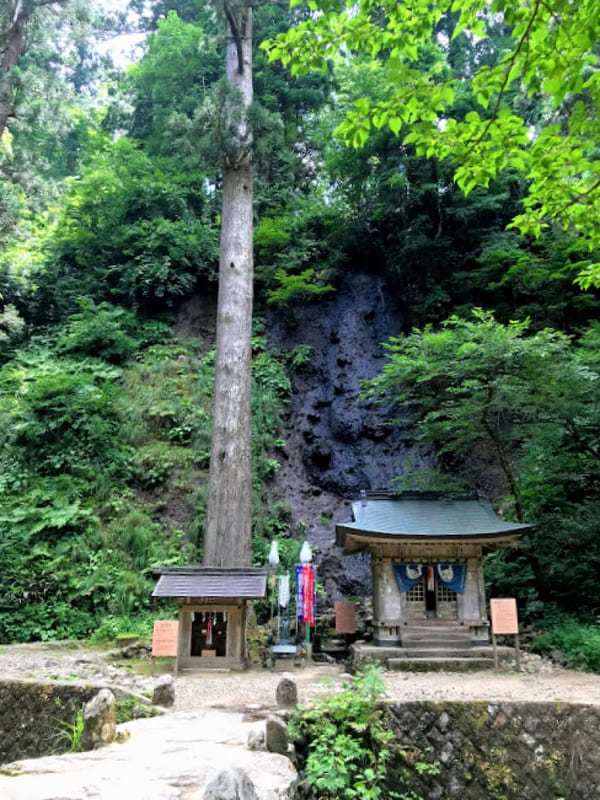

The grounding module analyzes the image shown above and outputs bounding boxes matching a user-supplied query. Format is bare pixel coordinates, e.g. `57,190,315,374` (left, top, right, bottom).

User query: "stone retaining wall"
387,701,600,800
0,679,111,765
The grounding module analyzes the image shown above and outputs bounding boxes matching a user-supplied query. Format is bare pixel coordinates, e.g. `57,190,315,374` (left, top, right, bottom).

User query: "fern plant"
56,707,85,752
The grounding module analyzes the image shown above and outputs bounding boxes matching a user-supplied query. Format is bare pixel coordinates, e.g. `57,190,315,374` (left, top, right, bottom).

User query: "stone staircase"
389,622,493,671
352,621,509,671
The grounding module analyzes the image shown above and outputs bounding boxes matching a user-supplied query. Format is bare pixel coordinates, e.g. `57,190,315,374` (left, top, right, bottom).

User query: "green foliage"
532,617,600,673
364,309,598,519
365,309,600,616
286,344,313,370
126,11,221,152
56,707,85,753
265,0,600,287
88,612,174,644
267,268,335,306
57,299,169,363
290,665,435,799
28,138,218,321
0,306,196,642
115,697,160,724
0,303,26,361
255,197,347,300
390,470,472,495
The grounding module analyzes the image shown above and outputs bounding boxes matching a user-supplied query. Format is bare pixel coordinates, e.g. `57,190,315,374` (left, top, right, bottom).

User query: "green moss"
480,760,513,800
115,697,161,724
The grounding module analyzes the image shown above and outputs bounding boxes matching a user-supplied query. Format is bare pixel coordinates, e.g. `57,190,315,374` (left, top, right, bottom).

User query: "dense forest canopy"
0,0,598,658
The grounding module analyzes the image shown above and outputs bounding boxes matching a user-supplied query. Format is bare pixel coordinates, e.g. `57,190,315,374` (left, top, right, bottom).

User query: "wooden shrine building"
152,567,269,671
336,492,531,647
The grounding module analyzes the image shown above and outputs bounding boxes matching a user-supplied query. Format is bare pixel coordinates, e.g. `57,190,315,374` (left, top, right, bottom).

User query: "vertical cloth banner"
302,565,315,627
295,564,303,620
426,565,435,592
278,573,290,608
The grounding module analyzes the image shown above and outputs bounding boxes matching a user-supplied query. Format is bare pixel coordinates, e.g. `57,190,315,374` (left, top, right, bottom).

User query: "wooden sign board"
490,598,519,635
335,600,356,634
152,620,179,657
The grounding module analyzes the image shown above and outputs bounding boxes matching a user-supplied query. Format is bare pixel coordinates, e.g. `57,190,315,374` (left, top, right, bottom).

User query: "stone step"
388,657,495,672
403,620,462,626
401,639,473,650
402,625,466,634
392,647,488,659
402,634,472,644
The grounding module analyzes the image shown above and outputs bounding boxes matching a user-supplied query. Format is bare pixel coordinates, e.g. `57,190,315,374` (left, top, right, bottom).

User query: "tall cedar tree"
203,2,254,567
0,0,69,138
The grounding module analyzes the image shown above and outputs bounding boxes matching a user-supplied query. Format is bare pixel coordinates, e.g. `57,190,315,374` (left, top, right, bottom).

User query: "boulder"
275,674,298,709
81,689,116,751
203,767,259,800
265,715,289,755
246,729,265,751
153,674,175,707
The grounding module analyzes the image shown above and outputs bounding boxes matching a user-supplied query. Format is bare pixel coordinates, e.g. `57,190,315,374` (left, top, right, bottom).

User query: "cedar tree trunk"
203,5,253,567
0,1,28,138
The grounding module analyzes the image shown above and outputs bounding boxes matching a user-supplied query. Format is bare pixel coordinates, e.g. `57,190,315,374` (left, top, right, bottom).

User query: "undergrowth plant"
56,707,85,752
289,665,435,800
532,616,600,673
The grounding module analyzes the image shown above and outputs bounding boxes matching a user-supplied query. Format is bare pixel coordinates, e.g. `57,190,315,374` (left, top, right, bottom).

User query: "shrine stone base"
351,641,513,672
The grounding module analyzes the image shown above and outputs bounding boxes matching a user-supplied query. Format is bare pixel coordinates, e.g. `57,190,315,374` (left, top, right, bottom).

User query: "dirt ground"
0,641,599,710
173,661,600,711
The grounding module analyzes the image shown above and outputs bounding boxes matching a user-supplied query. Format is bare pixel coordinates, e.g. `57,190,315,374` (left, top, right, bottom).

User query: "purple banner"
295,564,303,620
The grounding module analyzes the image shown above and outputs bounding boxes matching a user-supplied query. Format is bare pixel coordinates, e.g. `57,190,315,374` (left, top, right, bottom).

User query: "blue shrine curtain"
436,563,466,594
392,562,466,594
392,563,424,592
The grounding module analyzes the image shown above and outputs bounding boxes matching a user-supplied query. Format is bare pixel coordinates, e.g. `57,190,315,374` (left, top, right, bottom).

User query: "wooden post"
515,632,521,672
492,631,499,671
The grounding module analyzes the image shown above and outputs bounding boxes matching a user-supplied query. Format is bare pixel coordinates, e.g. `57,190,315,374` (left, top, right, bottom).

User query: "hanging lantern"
268,540,280,567
299,540,312,564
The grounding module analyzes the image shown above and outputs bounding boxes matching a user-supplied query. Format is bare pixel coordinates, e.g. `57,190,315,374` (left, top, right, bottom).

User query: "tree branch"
565,175,600,209
463,0,543,160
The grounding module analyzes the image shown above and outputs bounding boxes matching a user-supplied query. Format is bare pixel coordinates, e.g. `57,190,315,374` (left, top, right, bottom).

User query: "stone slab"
0,710,296,800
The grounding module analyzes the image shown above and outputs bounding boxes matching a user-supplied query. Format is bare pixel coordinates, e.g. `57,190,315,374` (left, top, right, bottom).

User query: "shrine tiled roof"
152,567,269,599
336,493,531,548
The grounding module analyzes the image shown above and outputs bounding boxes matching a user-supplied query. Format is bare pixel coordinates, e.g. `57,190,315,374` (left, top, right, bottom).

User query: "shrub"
532,617,600,673
289,665,436,800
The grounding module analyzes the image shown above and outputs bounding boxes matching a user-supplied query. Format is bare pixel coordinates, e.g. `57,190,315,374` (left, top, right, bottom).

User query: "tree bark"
0,1,28,140
0,1,68,139
203,5,253,567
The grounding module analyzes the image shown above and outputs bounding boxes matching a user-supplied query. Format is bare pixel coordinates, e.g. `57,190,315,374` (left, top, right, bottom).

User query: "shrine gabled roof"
336,493,531,550
152,567,269,599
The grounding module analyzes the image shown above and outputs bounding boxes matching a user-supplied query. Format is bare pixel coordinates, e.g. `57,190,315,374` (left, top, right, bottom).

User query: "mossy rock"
115,634,140,647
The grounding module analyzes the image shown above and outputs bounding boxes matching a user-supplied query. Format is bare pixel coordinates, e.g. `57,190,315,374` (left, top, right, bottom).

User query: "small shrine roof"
152,567,268,599
336,493,531,551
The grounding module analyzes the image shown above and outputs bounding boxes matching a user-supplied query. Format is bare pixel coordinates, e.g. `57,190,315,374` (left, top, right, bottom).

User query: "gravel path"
173,662,600,711
1,642,599,709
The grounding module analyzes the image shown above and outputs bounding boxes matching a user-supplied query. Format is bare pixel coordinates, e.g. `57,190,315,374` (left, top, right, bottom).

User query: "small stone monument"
247,728,265,751
153,673,175,706
81,689,116,751
275,674,298,709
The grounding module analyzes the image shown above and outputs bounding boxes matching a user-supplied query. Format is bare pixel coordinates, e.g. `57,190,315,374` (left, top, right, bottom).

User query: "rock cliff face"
177,271,433,601
266,271,432,601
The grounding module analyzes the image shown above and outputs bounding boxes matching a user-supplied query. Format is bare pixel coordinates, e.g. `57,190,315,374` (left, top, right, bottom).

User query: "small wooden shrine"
336,492,531,646
152,567,268,671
